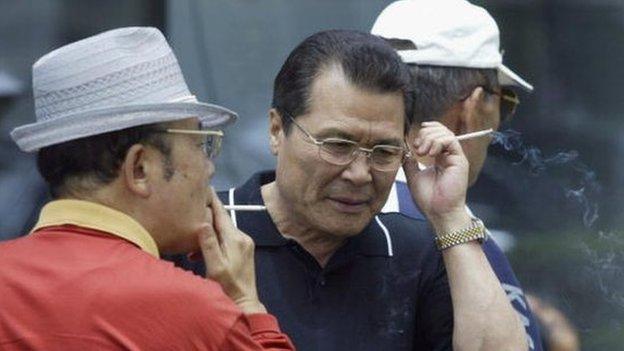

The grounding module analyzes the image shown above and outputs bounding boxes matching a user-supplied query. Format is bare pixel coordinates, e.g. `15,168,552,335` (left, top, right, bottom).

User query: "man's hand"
403,121,472,233
197,188,266,314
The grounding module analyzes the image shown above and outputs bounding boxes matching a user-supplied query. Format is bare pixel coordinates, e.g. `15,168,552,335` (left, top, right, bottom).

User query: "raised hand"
197,187,266,314
403,121,471,232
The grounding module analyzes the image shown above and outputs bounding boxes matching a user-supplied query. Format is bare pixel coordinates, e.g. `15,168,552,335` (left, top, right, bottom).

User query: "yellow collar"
32,199,160,258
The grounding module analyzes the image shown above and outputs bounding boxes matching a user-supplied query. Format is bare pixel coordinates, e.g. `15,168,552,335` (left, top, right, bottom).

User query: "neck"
261,181,345,267
74,183,169,251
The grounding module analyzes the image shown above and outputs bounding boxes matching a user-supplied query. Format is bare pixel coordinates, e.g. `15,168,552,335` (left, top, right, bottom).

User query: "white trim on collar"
374,216,393,257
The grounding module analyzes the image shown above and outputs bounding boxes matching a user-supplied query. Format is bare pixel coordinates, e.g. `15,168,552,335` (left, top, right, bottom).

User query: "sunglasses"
480,86,520,123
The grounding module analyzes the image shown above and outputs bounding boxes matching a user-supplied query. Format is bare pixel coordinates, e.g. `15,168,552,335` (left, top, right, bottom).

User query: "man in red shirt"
0,27,294,350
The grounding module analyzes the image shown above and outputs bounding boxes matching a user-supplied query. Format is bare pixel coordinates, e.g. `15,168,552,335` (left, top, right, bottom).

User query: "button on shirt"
174,171,453,351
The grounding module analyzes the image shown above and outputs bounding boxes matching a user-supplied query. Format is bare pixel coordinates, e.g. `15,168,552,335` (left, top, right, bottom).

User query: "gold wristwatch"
435,217,487,250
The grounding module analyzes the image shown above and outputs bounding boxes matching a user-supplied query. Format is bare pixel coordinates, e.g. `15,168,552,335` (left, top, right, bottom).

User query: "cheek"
176,161,210,202
486,105,501,130
372,173,396,202
277,142,326,193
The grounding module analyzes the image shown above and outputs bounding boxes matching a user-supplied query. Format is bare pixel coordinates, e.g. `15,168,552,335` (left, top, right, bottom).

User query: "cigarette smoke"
491,129,624,320
581,231,624,308
492,129,600,228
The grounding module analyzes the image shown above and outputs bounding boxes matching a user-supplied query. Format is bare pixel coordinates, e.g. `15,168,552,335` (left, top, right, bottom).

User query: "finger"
415,129,451,145
414,125,452,149
415,130,450,155
416,125,449,140
416,137,433,155
420,121,445,128
209,187,235,238
197,223,225,271
428,135,457,156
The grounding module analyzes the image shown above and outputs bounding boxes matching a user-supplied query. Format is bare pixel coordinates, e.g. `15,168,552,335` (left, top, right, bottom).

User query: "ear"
120,144,151,198
268,108,285,156
458,86,485,134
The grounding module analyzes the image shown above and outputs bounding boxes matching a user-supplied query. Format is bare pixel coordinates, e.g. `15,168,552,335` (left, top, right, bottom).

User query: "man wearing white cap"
372,0,540,349
0,27,294,350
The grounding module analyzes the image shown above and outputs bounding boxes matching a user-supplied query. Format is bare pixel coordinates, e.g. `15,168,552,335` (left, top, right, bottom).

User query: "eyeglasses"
286,114,411,172
481,86,520,123
153,128,224,159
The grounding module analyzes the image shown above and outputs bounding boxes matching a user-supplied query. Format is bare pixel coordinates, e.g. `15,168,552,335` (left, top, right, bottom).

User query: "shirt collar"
32,199,160,258
230,171,392,257
229,171,290,247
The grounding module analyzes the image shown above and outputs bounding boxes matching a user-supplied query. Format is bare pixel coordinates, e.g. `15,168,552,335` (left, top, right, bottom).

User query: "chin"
328,204,380,234
318,216,371,238
162,235,200,255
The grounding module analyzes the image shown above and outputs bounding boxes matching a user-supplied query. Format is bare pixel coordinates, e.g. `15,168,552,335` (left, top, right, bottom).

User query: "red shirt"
0,200,294,350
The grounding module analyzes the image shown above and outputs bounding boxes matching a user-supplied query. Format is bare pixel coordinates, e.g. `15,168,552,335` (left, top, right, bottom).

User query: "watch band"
435,218,486,250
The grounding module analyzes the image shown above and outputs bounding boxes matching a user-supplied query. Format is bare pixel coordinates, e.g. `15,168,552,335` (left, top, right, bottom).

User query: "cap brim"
11,101,238,152
498,64,533,92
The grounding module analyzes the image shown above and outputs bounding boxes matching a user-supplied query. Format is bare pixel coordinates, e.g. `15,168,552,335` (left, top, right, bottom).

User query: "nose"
341,151,373,186
205,158,215,182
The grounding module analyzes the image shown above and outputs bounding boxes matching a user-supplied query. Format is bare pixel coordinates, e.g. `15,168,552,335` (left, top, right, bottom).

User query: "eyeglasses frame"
284,113,411,172
479,86,520,123
151,128,224,159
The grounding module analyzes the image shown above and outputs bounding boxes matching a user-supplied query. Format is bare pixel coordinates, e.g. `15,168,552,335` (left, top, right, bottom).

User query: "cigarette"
456,128,494,141
223,205,267,211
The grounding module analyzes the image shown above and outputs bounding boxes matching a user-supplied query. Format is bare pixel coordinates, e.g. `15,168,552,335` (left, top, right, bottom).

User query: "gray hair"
385,38,499,123
408,65,498,123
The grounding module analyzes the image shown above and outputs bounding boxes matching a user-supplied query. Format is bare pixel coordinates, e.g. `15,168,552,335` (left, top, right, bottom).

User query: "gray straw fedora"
11,27,237,152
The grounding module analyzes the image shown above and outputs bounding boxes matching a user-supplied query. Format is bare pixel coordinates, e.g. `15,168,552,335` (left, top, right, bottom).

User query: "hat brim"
11,101,237,152
498,64,533,92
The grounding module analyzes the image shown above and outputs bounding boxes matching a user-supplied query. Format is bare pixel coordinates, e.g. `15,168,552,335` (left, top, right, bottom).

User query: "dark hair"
37,123,173,198
272,29,413,133
386,38,499,123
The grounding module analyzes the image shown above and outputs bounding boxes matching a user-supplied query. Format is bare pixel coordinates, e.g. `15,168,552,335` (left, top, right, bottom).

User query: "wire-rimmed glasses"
481,86,520,123
286,114,411,172
155,128,224,159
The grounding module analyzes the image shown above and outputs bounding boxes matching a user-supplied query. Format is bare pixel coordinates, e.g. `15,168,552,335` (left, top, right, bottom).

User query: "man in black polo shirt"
176,29,526,350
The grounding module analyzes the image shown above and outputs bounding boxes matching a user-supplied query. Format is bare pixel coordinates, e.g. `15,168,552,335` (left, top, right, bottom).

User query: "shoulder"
100,256,242,330
88,257,245,347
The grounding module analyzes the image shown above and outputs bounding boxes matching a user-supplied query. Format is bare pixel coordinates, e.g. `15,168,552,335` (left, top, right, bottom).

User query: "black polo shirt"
173,171,453,351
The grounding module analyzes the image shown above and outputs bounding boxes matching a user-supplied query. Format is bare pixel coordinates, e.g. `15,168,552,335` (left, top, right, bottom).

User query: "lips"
331,196,369,205
327,196,371,213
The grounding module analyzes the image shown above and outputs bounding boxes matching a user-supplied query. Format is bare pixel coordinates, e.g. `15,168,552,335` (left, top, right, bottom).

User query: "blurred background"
0,1,622,350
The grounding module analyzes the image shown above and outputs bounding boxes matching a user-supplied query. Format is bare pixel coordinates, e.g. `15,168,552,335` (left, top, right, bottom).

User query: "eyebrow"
314,128,356,140
314,128,404,147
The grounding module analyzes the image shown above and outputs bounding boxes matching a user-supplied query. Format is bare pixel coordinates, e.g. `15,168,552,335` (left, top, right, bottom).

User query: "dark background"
1,1,622,349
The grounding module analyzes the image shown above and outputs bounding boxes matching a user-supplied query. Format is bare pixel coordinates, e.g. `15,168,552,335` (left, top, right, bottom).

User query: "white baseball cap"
371,0,533,92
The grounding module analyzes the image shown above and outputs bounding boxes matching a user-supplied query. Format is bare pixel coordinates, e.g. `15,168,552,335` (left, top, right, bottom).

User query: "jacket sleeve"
220,313,296,350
